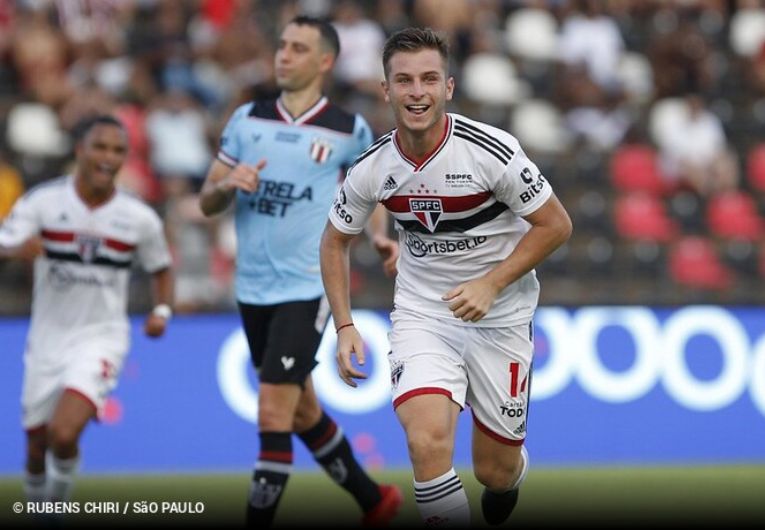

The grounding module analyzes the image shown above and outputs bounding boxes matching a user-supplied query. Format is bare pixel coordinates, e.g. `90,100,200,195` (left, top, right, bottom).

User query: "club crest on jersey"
410,198,442,232
310,137,333,164
76,234,101,263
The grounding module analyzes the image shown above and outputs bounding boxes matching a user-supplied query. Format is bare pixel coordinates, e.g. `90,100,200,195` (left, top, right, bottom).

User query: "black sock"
298,412,382,512
246,431,292,528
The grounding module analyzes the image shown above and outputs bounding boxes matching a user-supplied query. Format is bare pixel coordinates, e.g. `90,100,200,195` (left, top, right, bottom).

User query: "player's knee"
473,457,522,491
292,402,322,432
47,423,79,454
406,426,452,463
257,401,295,432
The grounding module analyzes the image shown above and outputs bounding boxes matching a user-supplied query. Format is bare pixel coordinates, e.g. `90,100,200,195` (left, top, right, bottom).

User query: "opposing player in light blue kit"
199,15,401,528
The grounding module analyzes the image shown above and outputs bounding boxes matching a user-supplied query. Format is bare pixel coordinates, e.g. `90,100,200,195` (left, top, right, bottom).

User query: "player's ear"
445,76,455,102
319,52,335,74
382,79,390,103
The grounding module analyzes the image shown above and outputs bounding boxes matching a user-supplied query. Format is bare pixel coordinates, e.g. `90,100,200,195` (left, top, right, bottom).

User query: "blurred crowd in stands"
2,0,765,315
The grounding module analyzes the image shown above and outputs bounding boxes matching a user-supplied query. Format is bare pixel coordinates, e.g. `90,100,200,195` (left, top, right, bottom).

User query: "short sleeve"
217,104,250,167
136,209,172,273
327,167,378,235
0,193,40,248
493,148,553,217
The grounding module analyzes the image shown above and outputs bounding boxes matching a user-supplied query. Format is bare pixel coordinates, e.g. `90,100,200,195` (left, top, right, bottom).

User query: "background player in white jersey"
321,28,572,527
0,115,174,507
198,16,401,528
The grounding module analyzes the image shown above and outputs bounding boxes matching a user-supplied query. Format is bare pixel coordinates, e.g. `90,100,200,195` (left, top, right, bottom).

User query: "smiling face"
274,22,334,94
75,123,127,199
382,48,454,136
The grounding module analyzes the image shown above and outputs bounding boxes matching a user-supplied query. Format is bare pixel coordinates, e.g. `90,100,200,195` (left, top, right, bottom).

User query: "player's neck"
74,176,115,209
396,114,449,163
279,87,325,121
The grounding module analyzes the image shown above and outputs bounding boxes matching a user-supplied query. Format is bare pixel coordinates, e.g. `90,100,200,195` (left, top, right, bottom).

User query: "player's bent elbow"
557,213,573,244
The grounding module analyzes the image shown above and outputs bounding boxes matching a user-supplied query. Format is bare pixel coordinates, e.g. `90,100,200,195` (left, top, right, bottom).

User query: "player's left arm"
137,209,175,338
144,265,174,338
444,194,571,322
444,134,573,323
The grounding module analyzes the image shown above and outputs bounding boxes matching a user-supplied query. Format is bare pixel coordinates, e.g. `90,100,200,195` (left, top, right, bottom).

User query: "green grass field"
1,466,764,528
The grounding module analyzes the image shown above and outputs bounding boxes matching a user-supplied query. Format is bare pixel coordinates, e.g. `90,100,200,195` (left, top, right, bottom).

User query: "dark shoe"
481,487,520,525
362,484,404,527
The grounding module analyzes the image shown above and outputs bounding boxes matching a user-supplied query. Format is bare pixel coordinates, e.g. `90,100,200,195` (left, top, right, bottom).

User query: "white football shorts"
388,309,534,445
21,339,127,430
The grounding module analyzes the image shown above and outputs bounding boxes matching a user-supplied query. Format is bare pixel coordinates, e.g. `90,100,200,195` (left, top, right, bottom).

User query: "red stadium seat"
614,192,679,242
706,190,764,240
610,144,668,196
746,143,765,193
669,236,734,290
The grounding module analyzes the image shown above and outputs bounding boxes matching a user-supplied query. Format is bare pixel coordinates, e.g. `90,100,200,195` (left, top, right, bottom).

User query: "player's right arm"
199,159,266,217
321,171,380,387
0,192,42,260
320,222,367,387
199,102,266,217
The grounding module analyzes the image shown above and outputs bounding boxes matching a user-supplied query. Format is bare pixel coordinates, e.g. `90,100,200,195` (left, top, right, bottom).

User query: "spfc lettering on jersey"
410,198,442,232
310,137,333,164
76,234,101,263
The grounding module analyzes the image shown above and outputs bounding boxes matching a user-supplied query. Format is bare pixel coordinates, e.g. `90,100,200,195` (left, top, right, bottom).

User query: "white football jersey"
328,113,553,327
0,176,171,363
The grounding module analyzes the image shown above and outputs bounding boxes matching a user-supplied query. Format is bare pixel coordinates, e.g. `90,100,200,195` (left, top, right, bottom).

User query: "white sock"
23,471,46,502
509,445,529,491
413,468,471,528
47,452,80,502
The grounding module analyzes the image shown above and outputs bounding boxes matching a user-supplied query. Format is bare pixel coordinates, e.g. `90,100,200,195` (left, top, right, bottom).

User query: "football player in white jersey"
0,115,174,507
321,28,572,527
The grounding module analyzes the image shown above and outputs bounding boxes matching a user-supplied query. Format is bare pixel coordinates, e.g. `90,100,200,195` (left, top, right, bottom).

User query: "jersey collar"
276,96,329,125
393,114,452,172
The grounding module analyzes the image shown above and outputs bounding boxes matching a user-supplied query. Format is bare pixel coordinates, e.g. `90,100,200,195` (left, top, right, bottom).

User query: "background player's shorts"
388,309,534,445
21,339,126,430
238,297,330,385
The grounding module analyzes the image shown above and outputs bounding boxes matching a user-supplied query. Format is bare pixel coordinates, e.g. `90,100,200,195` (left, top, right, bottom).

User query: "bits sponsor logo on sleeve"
332,187,353,224
519,169,546,204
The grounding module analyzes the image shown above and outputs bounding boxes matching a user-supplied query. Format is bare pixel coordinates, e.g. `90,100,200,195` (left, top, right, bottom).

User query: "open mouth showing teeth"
406,105,429,115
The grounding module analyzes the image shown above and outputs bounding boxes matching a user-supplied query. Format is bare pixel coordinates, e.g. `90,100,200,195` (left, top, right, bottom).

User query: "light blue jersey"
217,96,374,304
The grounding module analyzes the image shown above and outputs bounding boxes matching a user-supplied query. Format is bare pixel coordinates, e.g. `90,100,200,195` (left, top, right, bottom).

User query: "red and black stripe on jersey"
41,229,134,269
382,193,509,234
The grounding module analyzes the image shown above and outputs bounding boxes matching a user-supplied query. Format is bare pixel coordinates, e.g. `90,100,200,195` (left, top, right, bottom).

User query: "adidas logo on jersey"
513,421,526,436
383,175,398,191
